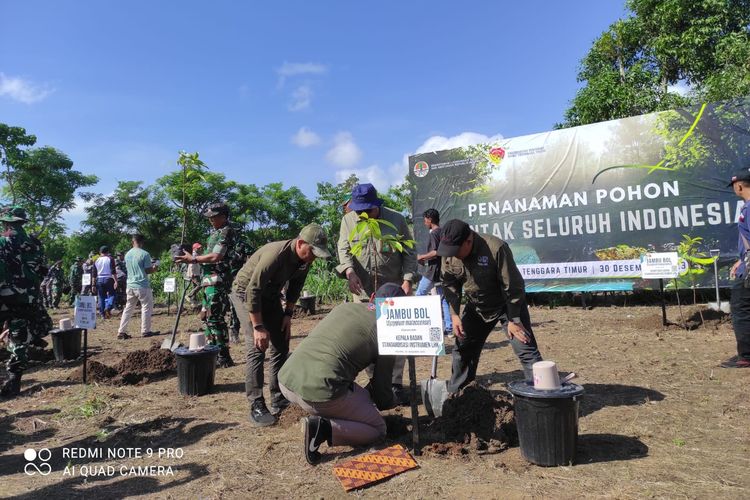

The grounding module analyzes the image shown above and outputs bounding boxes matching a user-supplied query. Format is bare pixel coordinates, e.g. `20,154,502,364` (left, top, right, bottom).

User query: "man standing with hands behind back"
722,169,750,368
438,219,543,391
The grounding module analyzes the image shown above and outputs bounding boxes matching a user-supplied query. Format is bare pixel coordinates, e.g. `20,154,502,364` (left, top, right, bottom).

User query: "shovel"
420,356,449,418
161,279,191,352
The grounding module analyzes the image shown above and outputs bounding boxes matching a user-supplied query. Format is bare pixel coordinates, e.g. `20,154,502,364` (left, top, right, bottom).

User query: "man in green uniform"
278,283,402,465
49,260,64,309
0,206,48,397
438,219,543,391
175,202,236,367
336,183,417,403
233,223,330,426
68,257,83,306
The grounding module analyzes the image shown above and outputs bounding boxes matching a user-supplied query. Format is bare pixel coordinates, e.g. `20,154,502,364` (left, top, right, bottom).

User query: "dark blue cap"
348,183,384,211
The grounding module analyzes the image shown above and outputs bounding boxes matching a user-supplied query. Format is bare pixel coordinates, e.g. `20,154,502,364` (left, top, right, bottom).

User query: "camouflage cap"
203,202,229,217
298,223,330,259
0,205,28,223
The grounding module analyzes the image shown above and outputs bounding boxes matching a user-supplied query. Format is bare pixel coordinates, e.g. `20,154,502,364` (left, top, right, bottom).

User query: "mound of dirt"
277,404,308,427
421,382,516,456
68,347,176,385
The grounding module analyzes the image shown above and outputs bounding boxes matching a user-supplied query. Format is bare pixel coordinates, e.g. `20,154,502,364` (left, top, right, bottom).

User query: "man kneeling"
278,283,402,465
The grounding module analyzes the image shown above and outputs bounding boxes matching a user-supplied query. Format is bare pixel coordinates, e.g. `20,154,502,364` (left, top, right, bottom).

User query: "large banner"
409,97,750,292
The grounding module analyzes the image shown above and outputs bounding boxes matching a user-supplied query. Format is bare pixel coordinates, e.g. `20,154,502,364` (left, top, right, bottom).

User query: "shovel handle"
430,356,438,379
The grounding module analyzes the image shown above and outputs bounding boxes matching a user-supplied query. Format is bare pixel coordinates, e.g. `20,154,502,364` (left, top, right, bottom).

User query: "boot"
216,346,235,368
302,416,332,465
0,372,22,398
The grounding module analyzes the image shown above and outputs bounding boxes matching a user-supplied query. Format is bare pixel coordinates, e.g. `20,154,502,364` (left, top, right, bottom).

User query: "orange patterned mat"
332,444,419,492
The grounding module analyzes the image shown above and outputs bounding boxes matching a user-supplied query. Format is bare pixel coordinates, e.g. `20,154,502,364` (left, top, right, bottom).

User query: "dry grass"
1,303,748,499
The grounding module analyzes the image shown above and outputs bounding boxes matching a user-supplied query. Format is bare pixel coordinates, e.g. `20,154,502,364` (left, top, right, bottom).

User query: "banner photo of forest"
410,96,750,292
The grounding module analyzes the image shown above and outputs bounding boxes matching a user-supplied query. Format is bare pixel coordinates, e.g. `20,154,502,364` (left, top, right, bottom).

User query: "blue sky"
0,1,627,231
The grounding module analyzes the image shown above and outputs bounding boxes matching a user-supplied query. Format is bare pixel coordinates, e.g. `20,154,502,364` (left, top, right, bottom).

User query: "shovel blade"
420,378,449,418
160,337,183,352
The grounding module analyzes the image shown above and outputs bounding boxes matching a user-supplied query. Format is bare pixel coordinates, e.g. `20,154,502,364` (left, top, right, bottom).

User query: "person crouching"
278,283,403,465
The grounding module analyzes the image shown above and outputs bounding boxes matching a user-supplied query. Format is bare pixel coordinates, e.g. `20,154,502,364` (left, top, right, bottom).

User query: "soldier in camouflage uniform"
227,236,251,343
115,251,127,309
68,257,83,306
175,202,236,367
0,206,48,397
49,261,64,309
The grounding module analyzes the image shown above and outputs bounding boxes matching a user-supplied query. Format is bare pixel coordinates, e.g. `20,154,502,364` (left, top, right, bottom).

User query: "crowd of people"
2,174,749,465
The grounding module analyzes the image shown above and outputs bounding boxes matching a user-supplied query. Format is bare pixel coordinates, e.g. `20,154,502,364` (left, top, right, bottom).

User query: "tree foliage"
2,146,98,238
559,0,750,128
0,123,36,204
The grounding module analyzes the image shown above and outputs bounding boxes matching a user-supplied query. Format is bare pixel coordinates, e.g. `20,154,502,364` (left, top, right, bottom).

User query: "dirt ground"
1,301,748,499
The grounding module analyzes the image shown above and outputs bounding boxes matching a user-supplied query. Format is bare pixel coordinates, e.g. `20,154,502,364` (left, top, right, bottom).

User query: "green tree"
1,146,98,237
157,159,237,246
558,0,750,128
80,181,179,256
315,174,359,253
0,123,37,203
239,182,320,248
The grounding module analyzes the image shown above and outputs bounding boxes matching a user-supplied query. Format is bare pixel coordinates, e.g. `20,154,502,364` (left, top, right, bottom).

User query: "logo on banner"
413,161,429,178
488,146,506,164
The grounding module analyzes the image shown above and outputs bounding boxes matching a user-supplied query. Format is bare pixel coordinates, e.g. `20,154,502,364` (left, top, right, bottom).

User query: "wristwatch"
253,324,265,331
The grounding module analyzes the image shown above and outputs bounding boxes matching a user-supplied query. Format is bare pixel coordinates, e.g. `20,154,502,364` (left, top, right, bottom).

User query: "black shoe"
250,400,277,427
392,384,410,406
0,372,22,398
720,356,750,368
216,347,235,368
30,336,48,349
142,331,159,338
302,416,332,465
117,332,131,340
270,397,290,416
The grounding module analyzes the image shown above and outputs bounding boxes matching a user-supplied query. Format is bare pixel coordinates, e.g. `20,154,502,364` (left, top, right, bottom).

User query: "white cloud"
667,80,692,97
291,126,321,148
414,131,504,155
276,62,327,87
288,85,313,111
326,132,362,168
334,131,504,192
0,73,53,104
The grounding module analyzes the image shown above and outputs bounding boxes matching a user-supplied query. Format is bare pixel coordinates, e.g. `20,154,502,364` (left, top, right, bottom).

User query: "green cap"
0,205,28,223
298,223,330,259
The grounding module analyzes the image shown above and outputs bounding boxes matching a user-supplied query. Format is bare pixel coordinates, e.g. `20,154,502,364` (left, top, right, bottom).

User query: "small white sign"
163,277,177,293
641,252,680,279
74,295,97,329
81,273,91,287
376,295,445,356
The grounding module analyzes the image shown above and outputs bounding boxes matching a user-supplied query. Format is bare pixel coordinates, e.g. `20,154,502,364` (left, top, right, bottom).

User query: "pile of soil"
277,404,308,427
68,347,176,385
420,382,517,457
631,308,731,332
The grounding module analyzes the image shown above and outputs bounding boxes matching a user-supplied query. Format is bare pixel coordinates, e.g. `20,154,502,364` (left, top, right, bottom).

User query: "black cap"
727,168,750,187
436,219,472,257
100,245,110,254
375,283,407,298
203,202,229,217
